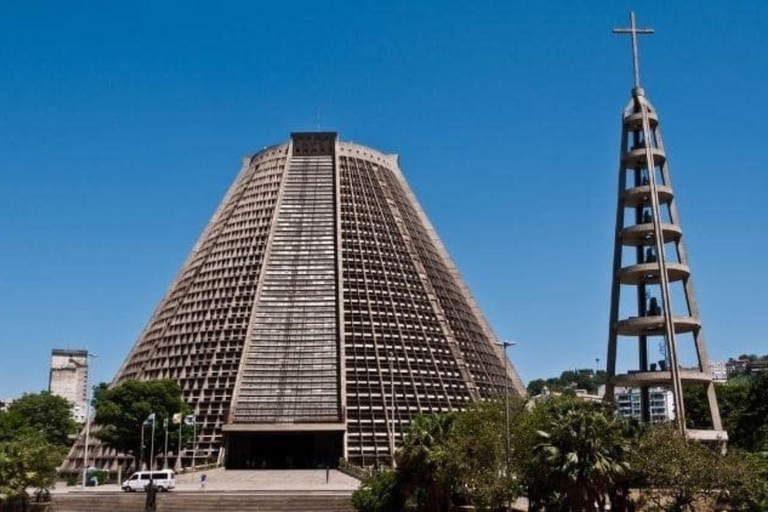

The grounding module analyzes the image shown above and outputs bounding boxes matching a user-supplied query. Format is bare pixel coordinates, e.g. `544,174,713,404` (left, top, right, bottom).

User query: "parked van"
122,470,176,492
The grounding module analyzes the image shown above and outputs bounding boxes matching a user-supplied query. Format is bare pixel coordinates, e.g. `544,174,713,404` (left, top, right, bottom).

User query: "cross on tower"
613,11,654,90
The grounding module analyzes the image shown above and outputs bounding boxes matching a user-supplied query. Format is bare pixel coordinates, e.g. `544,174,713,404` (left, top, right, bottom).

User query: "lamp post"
494,340,516,467
80,352,98,488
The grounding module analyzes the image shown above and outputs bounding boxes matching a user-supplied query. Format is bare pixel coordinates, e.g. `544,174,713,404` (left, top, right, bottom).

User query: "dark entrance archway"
225,432,343,469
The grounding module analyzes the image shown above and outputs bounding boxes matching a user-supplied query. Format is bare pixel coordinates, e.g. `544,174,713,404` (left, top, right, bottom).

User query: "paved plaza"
174,468,360,492
50,468,360,494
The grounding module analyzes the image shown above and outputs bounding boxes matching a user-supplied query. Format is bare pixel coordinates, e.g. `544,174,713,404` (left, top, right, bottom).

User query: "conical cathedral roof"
65,132,523,471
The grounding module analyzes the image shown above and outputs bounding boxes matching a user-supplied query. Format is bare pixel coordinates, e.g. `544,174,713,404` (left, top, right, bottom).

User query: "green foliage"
683,383,712,429
735,372,768,452
4,392,77,447
351,468,405,512
0,392,74,502
526,369,606,395
440,400,521,509
352,394,768,511
515,397,637,510
0,430,65,503
717,450,768,511
717,376,752,437
0,411,26,443
685,374,768,452
91,381,110,409
631,427,768,511
94,379,190,461
353,400,523,511
396,412,456,510
526,378,548,396
631,426,721,511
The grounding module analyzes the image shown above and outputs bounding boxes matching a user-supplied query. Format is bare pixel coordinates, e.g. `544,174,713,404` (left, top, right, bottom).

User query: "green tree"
519,397,635,510
527,378,547,396
0,430,65,506
0,411,26,443
353,400,524,512
439,400,522,509
734,371,768,452
396,413,456,511
717,450,768,510
5,392,77,447
94,379,190,465
683,383,711,429
526,370,606,395
685,376,759,451
631,425,721,511
351,468,405,512
91,381,110,409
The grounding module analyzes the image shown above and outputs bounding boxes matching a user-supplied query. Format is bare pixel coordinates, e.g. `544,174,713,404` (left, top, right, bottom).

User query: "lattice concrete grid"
63,132,525,473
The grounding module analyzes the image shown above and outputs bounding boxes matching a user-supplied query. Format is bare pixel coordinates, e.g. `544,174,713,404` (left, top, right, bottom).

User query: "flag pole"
164,417,169,469
139,423,145,471
177,414,183,471
150,417,156,471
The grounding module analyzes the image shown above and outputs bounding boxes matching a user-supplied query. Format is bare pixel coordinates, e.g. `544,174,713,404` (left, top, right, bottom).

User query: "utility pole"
494,340,516,468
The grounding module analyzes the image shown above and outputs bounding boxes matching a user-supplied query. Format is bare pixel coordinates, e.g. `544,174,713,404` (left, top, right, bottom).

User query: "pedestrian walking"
200,473,207,491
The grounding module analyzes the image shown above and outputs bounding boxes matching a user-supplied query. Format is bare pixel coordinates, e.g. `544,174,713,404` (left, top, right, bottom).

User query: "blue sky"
1,1,766,397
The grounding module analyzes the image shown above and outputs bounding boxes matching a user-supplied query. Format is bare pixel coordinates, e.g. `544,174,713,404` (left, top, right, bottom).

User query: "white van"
122,470,176,492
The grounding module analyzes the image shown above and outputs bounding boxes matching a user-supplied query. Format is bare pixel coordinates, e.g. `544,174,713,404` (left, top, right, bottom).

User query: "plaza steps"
50,491,353,512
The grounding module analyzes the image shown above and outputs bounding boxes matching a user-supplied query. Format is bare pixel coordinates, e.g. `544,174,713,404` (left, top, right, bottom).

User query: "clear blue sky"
1,1,766,397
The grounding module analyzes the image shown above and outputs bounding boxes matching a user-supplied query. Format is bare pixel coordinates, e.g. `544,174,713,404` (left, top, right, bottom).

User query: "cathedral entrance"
225,432,343,469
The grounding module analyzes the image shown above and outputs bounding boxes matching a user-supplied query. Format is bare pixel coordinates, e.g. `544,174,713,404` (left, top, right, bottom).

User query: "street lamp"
494,340,516,467
80,352,98,488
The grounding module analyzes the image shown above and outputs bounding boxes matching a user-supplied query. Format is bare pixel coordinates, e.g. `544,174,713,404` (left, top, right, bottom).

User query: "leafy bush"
717,450,768,511
0,430,65,504
631,425,721,510
351,468,404,512
350,395,768,511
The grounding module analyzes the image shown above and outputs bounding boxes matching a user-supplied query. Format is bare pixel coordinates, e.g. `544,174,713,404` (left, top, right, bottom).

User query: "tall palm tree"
531,400,633,510
396,413,455,511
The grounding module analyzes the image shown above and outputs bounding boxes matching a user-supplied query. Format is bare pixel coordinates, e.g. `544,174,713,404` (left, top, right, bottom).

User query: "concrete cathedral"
64,132,524,472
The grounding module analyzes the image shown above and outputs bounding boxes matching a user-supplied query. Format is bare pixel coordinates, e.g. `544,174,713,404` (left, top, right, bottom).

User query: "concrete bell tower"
605,12,727,443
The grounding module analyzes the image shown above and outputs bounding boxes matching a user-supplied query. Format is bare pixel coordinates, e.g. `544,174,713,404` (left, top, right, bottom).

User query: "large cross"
613,11,654,90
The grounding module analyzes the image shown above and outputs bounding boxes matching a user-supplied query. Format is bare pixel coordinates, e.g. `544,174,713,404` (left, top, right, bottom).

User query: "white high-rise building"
49,349,89,422
709,361,728,383
614,387,675,424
